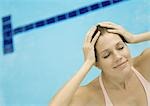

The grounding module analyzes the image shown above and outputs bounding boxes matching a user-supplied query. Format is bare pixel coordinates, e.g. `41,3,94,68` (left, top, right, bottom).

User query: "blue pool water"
0,0,150,106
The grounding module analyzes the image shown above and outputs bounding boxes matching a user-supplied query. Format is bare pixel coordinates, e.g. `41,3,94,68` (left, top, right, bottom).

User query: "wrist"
130,36,136,43
131,35,142,43
84,59,94,67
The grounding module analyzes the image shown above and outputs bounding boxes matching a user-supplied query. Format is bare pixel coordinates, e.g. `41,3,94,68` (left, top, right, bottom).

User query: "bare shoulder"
133,48,150,65
133,48,150,81
69,77,105,106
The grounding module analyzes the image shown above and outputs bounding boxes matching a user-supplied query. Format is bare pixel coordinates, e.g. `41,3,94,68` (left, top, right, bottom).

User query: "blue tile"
68,11,78,18
4,39,13,45
24,24,34,31
46,17,56,24
2,15,11,22
101,0,111,7
3,30,12,37
13,27,24,34
35,20,46,28
89,3,100,11
3,44,14,54
113,0,123,3
56,14,67,21
3,24,12,30
79,7,89,14
3,28,12,32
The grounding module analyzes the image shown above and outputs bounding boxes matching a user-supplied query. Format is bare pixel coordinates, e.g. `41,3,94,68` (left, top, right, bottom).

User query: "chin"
121,62,132,75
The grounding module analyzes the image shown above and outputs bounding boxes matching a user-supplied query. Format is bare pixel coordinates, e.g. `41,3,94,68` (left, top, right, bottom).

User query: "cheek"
122,47,133,65
126,52,133,65
124,47,132,59
99,58,113,69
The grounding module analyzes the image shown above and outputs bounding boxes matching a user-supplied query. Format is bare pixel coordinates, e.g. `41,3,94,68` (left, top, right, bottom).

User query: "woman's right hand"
83,26,100,65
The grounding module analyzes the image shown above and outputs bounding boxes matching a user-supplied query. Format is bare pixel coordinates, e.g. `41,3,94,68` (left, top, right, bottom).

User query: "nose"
113,51,122,62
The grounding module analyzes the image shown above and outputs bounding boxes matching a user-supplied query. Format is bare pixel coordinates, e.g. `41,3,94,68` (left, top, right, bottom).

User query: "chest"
87,88,147,106
88,78,148,106
106,76,147,106
107,87,147,106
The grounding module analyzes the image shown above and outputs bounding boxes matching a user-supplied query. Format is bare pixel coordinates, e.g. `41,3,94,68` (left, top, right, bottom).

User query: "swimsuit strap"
131,67,150,106
99,76,113,106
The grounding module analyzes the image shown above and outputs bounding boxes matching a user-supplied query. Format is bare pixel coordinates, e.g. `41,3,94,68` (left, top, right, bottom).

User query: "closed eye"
118,45,124,50
117,43,124,50
103,53,110,58
103,55,109,58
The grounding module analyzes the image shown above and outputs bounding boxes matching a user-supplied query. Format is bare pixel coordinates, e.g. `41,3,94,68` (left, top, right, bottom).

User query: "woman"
49,22,150,106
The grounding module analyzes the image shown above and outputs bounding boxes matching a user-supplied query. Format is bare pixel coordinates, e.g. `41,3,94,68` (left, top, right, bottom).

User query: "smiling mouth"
114,60,128,68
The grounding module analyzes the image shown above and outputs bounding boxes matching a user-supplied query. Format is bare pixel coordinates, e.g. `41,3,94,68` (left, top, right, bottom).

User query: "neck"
101,68,134,90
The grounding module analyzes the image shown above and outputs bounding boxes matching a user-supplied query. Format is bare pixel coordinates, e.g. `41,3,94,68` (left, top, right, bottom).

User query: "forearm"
133,32,150,43
49,60,93,106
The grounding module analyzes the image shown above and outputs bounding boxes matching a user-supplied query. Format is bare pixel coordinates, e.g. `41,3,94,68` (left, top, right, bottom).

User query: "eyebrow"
116,41,124,46
100,49,109,54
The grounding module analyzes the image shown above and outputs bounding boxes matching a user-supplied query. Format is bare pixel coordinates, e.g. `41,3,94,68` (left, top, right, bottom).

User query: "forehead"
96,33,123,51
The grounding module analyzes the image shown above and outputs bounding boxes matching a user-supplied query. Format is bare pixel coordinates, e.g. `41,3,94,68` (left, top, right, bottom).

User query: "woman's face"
95,32,133,77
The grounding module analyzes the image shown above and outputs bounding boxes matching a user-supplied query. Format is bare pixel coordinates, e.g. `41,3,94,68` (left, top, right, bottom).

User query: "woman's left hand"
99,22,135,43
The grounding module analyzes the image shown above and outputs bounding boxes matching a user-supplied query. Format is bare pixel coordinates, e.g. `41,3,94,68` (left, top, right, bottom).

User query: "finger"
98,22,119,29
84,26,97,43
91,31,100,45
107,29,123,38
99,23,114,29
100,21,118,26
87,26,97,43
107,29,127,43
107,29,120,34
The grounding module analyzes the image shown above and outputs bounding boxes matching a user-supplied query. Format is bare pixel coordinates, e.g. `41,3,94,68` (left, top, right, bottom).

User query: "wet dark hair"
91,25,127,62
